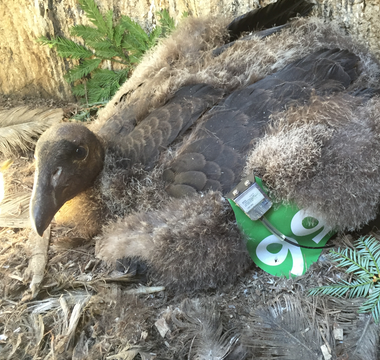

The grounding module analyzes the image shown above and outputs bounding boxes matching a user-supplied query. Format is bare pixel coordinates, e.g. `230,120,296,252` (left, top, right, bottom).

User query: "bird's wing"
214,0,313,56
103,84,225,169
163,48,360,197
227,0,314,41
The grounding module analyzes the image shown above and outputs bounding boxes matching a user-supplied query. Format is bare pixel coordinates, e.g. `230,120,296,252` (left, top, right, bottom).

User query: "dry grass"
0,107,63,158
0,124,378,359
0,179,379,360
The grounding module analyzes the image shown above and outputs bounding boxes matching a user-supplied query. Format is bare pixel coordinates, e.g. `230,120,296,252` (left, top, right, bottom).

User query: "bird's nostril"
51,167,62,187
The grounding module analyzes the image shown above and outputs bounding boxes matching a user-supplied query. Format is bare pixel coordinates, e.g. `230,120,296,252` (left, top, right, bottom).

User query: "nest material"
1,230,377,360
0,158,35,228
0,106,63,158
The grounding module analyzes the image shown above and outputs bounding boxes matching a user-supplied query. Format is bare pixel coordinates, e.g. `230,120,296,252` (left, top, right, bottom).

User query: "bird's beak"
30,190,56,237
30,173,62,237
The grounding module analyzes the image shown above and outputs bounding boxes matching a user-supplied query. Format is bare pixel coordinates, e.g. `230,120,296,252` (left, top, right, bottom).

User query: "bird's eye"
75,146,88,160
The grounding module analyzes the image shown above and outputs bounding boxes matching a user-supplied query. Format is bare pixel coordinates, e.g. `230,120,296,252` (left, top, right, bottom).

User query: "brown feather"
166,299,242,359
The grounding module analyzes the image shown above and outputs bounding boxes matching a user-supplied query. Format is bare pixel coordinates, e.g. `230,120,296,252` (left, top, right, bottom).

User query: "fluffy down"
93,16,379,133
97,152,169,218
245,94,380,231
54,189,104,239
96,192,251,292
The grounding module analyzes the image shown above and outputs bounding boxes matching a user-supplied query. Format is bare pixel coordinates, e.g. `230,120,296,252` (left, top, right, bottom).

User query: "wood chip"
60,296,70,332
31,313,44,348
333,327,343,341
125,286,165,295
321,344,332,360
155,318,170,338
65,301,87,350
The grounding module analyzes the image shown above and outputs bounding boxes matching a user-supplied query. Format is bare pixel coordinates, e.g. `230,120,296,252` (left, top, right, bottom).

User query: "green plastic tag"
228,177,335,277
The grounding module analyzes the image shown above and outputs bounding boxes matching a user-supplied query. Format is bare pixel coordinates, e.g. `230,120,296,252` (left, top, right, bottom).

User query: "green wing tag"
228,177,335,277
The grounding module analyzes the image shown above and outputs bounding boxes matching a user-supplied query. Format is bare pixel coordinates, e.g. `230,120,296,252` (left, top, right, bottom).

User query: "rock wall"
315,0,378,57
0,0,378,100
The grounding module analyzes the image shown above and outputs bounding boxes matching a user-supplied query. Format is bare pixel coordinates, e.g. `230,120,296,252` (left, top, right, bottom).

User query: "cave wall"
0,0,378,100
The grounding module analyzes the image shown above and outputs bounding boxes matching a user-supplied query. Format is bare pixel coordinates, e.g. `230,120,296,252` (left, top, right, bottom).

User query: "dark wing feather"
165,48,360,197
103,84,224,169
227,0,313,41
213,0,313,57
98,106,137,142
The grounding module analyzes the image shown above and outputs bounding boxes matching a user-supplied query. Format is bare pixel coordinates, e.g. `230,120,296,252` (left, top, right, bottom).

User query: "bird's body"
30,0,380,292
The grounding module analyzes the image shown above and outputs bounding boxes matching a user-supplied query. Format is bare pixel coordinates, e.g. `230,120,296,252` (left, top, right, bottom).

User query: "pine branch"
309,278,374,298
37,0,177,108
349,278,374,298
37,36,93,59
70,25,104,41
72,70,128,103
149,27,162,46
113,24,124,47
72,83,86,97
330,248,374,276
105,9,114,40
93,48,121,59
77,0,108,34
119,15,150,49
91,69,128,86
356,236,380,274
87,83,111,103
310,236,380,323
64,58,102,83
359,285,380,323
83,71,124,103
84,38,128,62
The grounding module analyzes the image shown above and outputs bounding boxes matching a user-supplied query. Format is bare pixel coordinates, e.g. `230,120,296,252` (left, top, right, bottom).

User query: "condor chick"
30,0,380,291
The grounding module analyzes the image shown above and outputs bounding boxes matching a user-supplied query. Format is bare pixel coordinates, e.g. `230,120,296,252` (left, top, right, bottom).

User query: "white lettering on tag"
256,235,304,275
256,209,331,275
291,210,331,244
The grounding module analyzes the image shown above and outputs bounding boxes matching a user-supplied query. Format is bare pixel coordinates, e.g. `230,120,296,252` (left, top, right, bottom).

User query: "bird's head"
30,123,105,236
